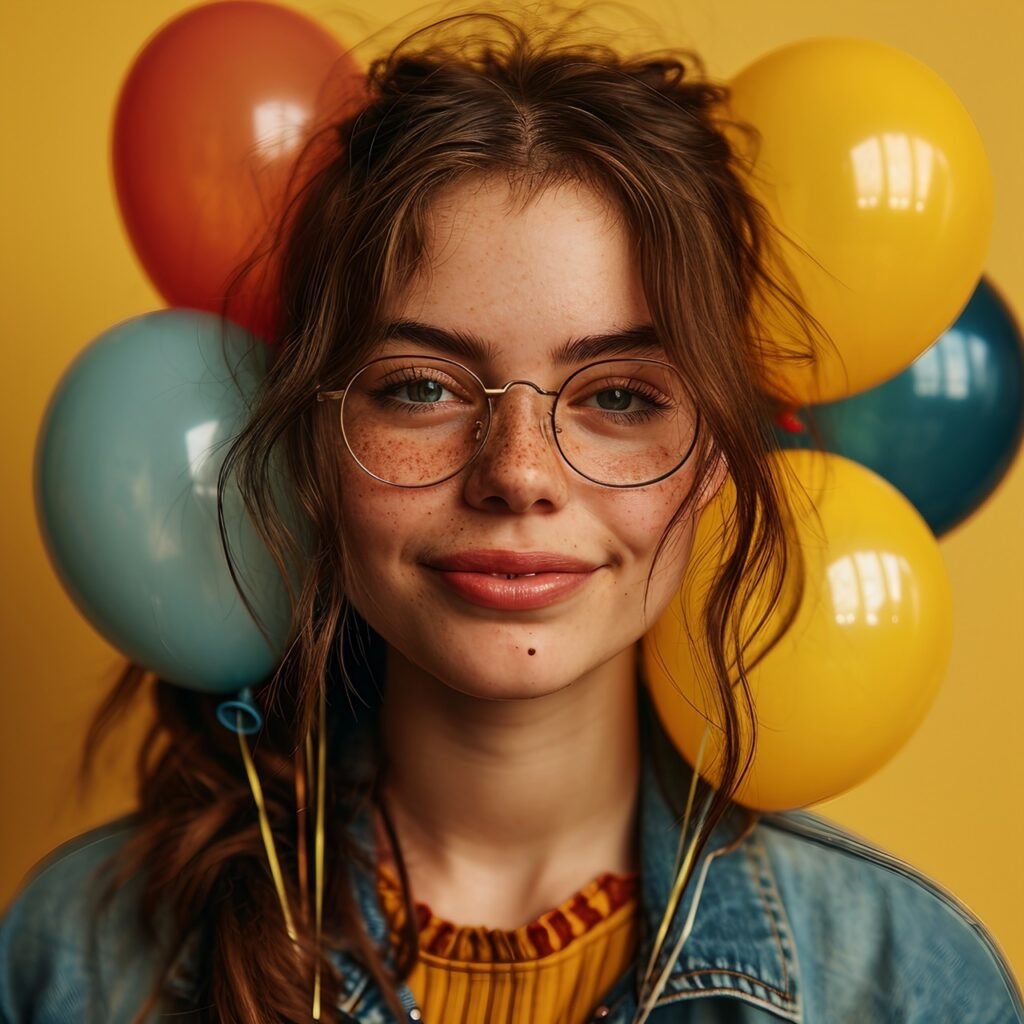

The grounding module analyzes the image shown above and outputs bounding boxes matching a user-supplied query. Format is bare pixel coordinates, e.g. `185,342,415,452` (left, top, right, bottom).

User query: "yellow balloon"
641,450,953,811
725,38,993,405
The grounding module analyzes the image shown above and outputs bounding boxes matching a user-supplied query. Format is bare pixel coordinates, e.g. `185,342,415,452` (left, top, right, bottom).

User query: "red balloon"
113,1,365,340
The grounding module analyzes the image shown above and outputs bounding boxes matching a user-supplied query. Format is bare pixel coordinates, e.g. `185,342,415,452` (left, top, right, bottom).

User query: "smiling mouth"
427,566,599,611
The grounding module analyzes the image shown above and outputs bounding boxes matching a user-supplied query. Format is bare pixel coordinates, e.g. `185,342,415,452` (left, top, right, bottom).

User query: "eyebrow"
370,319,666,364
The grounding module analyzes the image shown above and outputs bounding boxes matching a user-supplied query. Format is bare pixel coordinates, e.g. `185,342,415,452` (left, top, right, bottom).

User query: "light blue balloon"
34,309,296,694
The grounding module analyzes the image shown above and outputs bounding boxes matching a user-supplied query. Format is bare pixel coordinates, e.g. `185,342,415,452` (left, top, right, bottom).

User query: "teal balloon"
35,309,295,693
776,277,1024,537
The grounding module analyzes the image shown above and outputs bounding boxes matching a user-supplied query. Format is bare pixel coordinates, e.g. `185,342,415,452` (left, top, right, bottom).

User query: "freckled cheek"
337,469,448,573
348,433,437,484
600,475,693,564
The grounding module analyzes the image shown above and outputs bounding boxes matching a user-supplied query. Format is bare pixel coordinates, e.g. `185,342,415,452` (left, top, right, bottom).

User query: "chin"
383,625,592,701
426,647,586,701
352,580,636,700
448,678,573,702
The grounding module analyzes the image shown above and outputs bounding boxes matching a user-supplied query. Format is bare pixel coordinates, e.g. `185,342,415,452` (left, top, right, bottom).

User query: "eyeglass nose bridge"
474,379,563,443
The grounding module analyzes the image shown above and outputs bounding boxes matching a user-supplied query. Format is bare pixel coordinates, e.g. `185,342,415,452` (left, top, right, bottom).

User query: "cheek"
336,476,440,632
600,472,698,622
337,469,423,569
337,467,466,594
603,469,694,563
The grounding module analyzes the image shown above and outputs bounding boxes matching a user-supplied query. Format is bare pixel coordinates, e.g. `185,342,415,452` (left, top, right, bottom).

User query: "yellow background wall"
3,0,1022,981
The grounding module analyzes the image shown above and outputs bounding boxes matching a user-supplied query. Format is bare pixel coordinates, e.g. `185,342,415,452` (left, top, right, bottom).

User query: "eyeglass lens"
337,356,697,487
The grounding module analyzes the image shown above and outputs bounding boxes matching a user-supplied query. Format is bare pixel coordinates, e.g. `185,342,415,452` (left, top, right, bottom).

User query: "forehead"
380,176,655,369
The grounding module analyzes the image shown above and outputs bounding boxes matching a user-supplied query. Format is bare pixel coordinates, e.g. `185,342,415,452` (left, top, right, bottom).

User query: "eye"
398,378,449,404
576,380,671,415
371,366,467,407
586,387,648,412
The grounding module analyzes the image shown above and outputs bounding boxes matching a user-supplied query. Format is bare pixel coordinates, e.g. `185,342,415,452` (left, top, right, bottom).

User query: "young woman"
2,8,1021,1024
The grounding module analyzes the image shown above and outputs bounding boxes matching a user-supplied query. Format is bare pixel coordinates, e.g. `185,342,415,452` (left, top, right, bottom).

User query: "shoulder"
754,809,1024,1024
2,814,138,920
0,814,171,1024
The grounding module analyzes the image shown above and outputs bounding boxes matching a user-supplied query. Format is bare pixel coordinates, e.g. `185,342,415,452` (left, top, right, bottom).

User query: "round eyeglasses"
315,354,701,488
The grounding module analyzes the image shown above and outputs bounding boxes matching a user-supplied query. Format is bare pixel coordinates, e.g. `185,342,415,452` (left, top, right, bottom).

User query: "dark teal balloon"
776,277,1024,537
34,309,296,693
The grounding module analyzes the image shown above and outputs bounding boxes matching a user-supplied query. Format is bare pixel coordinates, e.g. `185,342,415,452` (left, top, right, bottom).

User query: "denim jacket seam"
663,966,793,1000
654,813,802,1019
744,831,799,1000
652,985,802,1022
651,987,802,1019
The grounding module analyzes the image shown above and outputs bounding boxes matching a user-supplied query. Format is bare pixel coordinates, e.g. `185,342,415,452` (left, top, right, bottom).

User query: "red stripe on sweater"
526,922,554,957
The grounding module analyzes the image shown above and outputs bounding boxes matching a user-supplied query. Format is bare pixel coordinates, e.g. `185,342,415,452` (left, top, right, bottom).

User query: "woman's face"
336,175,715,700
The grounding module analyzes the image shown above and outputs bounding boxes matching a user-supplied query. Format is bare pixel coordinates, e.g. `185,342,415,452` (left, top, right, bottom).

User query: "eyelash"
591,379,672,420
369,368,468,413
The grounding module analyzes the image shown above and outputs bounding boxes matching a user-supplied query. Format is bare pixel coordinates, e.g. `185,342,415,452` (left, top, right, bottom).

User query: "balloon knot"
775,409,807,434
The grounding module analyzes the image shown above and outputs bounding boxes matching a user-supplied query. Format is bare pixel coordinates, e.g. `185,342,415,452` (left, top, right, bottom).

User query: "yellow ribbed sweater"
376,859,640,1024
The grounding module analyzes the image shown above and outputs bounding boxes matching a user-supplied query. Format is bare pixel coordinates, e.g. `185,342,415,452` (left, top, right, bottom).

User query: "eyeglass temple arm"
315,388,348,403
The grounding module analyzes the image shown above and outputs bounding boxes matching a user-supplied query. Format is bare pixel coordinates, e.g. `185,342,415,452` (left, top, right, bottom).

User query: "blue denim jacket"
2,683,1022,1023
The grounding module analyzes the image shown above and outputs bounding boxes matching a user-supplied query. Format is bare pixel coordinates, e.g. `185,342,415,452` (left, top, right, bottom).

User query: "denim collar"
624,683,802,1022
332,682,802,1023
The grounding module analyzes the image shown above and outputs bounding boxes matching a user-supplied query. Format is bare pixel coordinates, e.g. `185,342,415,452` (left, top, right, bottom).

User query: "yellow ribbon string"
237,714,299,945
636,722,711,1010
312,685,327,1020
295,740,309,927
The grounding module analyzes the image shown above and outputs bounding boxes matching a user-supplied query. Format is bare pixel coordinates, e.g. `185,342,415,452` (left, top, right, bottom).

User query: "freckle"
528,648,536,656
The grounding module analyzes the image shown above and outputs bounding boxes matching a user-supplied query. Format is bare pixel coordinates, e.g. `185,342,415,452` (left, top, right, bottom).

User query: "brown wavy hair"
81,4,830,1021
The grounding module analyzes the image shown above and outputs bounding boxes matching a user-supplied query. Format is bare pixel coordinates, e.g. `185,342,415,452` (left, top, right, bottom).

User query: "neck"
374,644,642,928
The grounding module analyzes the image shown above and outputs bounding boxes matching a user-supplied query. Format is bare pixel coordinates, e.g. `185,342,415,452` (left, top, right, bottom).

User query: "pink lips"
424,549,602,610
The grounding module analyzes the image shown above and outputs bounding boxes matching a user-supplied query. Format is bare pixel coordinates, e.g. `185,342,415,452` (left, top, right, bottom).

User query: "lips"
423,549,603,611
425,549,601,574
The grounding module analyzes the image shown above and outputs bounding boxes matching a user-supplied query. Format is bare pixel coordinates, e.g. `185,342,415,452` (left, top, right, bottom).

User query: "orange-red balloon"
113,1,366,340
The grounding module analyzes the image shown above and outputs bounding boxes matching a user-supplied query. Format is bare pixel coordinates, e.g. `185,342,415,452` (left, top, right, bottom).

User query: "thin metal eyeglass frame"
315,354,702,489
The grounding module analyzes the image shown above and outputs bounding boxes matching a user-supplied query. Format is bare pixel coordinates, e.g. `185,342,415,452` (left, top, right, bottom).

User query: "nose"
461,383,571,514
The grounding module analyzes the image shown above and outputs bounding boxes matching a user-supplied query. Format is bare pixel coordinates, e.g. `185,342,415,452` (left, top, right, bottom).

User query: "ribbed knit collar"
376,856,639,962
